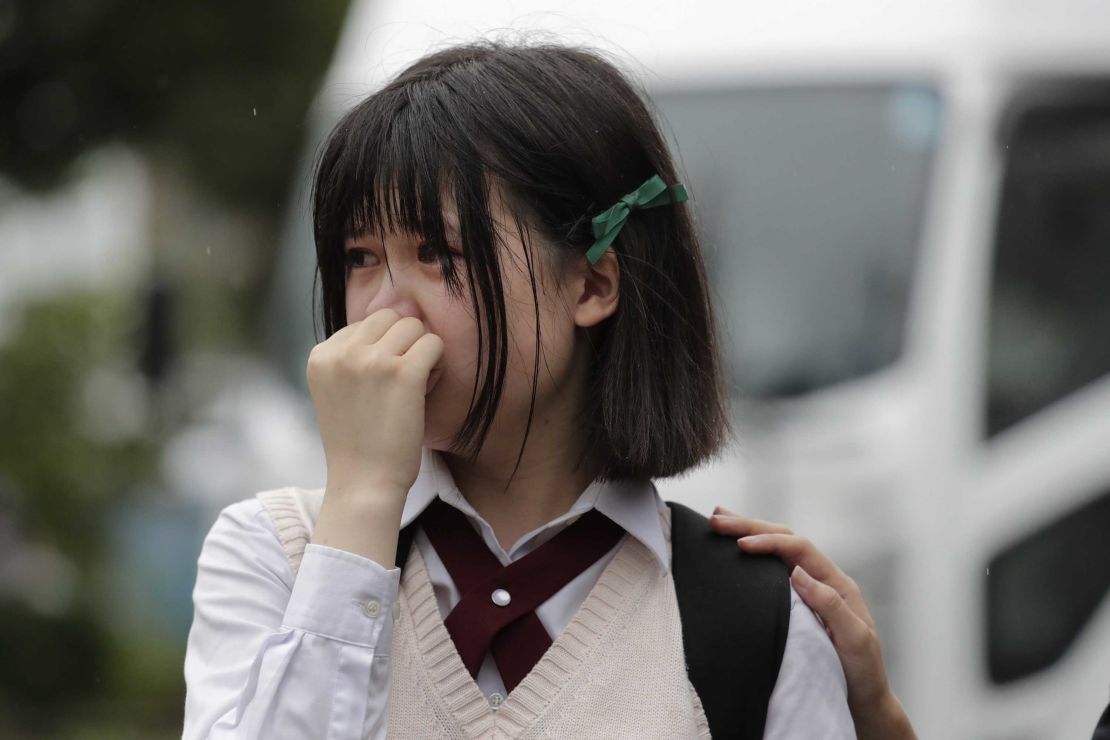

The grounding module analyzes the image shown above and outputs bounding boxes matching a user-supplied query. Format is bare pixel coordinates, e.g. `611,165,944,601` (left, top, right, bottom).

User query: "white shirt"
183,447,854,739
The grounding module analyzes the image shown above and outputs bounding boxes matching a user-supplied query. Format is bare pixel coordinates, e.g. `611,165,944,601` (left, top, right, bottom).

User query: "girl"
183,41,854,738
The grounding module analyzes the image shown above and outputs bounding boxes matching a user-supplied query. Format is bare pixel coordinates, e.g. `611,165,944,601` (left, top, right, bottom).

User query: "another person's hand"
709,506,917,740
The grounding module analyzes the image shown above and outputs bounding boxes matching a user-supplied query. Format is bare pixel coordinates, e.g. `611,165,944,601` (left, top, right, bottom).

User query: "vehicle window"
985,81,1110,437
653,85,939,397
985,487,1110,683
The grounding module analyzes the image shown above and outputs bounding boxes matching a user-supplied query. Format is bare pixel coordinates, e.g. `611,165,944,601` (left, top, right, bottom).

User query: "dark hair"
311,40,732,483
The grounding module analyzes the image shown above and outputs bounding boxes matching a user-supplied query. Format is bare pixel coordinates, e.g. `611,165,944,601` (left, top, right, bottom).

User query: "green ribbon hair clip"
586,174,688,265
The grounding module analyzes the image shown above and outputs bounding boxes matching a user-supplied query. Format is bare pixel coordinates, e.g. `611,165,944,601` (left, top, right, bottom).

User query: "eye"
417,242,464,266
344,248,378,270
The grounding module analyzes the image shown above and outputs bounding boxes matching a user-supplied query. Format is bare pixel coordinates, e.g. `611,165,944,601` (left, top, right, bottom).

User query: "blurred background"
1,0,1109,738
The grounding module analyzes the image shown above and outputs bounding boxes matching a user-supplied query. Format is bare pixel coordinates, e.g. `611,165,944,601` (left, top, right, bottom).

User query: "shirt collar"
401,447,670,573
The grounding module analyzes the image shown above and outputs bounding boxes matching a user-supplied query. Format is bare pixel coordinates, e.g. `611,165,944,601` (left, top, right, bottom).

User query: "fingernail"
737,534,765,546
791,565,814,589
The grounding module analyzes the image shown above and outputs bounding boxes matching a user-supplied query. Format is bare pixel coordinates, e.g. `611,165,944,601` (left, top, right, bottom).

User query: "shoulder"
207,486,325,535
190,490,326,633
666,500,794,737
666,500,790,582
202,496,269,546
198,486,324,579
666,499,790,655
666,499,791,671
253,485,326,530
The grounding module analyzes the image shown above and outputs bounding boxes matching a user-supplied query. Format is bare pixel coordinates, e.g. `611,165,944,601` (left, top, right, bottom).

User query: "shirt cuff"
282,543,402,649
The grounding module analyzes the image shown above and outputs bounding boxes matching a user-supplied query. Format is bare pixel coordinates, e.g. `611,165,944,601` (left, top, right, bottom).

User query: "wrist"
852,690,916,740
324,478,408,510
323,453,413,502
311,481,409,567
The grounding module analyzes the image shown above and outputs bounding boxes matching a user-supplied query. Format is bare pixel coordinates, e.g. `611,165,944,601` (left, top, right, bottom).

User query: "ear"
571,249,620,328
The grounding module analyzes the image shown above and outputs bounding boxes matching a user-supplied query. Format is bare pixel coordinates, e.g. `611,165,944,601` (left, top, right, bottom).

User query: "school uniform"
183,447,854,738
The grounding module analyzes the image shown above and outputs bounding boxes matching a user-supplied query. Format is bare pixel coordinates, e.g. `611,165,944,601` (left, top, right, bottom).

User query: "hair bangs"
317,91,496,299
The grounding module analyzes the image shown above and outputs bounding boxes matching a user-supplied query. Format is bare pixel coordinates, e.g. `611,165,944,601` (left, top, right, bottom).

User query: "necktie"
418,497,626,693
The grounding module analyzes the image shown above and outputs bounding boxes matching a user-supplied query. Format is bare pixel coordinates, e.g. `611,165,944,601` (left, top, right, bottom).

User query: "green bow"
586,175,688,264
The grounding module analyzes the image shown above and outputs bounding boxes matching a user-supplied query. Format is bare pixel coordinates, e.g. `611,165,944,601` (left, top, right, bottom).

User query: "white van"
267,2,1110,736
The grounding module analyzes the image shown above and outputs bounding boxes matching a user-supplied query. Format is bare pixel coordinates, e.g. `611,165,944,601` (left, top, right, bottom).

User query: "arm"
183,499,400,740
710,506,917,740
185,307,440,739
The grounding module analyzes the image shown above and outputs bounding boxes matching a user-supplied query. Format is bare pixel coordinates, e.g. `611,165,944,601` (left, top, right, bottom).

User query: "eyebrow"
344,217,461,246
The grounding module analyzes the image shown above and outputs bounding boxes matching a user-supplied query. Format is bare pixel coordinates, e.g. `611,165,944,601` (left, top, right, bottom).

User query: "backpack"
257,490,789,739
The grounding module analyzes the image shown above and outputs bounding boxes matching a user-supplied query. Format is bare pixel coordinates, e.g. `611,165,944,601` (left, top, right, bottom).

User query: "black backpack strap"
667,501,791,740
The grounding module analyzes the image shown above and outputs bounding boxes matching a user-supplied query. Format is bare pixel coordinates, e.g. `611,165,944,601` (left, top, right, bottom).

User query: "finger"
351,307,403,345
316,316,369,348
741,534,878,630
709,513,793,536
375,316,428,356
781,552,875,630
713,505,738,516
737,533,842,583
791,566,872,654
400,332,445,379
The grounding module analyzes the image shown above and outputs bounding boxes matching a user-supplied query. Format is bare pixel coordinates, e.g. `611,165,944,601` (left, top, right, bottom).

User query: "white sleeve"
762,584,857,740
183,498,400,740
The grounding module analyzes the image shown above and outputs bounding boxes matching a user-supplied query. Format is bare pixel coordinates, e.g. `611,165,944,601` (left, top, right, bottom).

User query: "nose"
362,270,423,322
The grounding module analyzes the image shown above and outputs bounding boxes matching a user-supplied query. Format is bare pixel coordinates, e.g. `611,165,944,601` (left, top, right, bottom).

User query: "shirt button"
491,588,511,607
488,692,504,709
362,599,381,618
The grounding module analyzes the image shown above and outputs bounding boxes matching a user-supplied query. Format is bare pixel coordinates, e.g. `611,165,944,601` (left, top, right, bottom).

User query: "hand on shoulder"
709,506,918,740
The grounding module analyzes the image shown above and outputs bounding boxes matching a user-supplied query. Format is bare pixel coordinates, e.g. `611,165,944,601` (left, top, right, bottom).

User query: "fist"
306,308,445,499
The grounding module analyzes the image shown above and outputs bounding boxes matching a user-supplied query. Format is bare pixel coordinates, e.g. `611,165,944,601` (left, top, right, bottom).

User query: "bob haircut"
311,40,732,483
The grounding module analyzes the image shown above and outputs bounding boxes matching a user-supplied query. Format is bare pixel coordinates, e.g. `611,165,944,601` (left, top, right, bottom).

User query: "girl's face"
343,190,585,457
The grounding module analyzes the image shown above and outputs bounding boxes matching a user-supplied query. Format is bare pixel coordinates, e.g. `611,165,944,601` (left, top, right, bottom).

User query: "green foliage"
0,290,159,564
0,288,182,734
0,0,349,218
0,287,223,736
0,4,352,733
0,597,110,727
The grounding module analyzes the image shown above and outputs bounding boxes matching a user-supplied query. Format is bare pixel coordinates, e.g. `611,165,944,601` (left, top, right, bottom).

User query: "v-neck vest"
387,518,710,738
256,487,711,738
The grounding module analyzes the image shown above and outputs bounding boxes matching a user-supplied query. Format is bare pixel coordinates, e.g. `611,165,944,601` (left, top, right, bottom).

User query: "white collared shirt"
183,448,854,739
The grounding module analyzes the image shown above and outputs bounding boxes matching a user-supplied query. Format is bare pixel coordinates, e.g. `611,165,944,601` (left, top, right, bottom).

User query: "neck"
442,410,598,553
439,333,602,551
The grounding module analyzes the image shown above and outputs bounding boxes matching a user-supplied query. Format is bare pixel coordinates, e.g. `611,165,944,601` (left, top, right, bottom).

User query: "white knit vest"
257,487,711,739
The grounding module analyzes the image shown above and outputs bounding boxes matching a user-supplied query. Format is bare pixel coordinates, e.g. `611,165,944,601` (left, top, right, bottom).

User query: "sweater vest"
257,487,712,739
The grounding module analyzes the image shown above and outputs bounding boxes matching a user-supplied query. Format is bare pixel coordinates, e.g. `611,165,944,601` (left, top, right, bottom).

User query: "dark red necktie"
418,497,625,692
